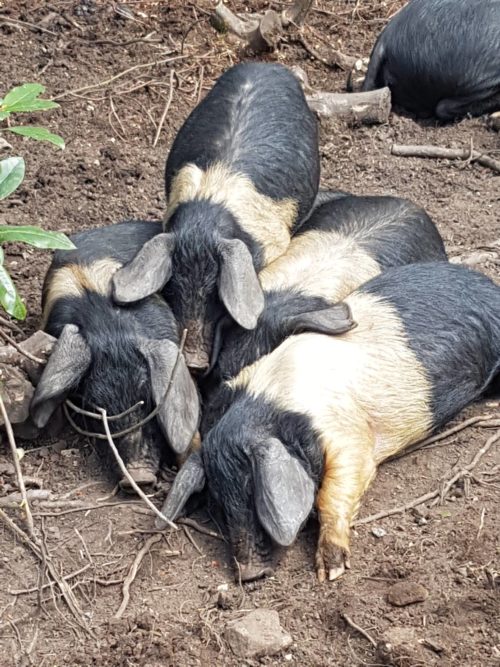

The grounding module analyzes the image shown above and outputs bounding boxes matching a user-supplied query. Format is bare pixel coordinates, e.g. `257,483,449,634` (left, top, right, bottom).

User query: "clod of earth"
376,626,437,667
225,608,292,658
387,581,429,607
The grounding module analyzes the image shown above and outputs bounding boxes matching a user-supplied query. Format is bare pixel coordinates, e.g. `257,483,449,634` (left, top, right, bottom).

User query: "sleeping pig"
160,262,500,581
30,221,199,489
112,62,320,373
200,191,447,429
361,0,500,119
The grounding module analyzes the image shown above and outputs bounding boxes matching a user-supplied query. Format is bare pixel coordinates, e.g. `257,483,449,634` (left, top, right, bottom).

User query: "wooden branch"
391,144,500,174
307,87,391,125
213,0,313,52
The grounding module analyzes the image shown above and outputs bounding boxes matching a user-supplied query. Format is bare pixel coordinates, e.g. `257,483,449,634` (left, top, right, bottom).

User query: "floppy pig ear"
30,324,92,428
112,233,175,304
218,239,264,330
253,438,315,547
139,338,199,455
285,302,356,337
155,452,206,528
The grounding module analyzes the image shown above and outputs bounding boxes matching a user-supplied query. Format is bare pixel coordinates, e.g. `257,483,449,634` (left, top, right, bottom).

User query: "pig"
361,0,500,119
112,62,320,373
30,221,199,490
200,191,447,429
159,262,500,581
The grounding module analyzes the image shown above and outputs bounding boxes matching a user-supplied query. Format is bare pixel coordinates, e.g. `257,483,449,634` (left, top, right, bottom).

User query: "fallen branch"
0,393,35,536
115,534,178,618
292,35,357,71
341,613,377,647
178,517,225,541
391,143,500,174
152,68,175,148
354,427,500,526
213,0,313,52
0,489,51,509
307,87,391,125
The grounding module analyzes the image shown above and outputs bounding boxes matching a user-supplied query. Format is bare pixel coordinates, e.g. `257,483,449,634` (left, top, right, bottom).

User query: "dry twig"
178,517,224,541
392,144,500,174
0,327,44,364
0,394,35,536
152,69,176,148
341,613,377,647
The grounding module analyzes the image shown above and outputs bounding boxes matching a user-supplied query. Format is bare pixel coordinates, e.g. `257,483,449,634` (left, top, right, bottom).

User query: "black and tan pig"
160,262,500,582
201,191,447,427
30,221,199,489
112,62,320,373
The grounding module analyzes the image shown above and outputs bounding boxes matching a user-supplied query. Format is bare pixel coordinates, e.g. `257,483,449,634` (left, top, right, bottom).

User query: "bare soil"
0,1,499,666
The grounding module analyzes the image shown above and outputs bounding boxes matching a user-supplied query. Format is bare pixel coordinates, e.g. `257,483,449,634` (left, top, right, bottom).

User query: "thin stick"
0,17,58,36
178,517,224,541
115,534,163,619
99,410,178,530
341,613,377,647
152,69,175,148
391,144,500,174
0,316,24,334
9,564,91,595
476,507,486,540
53,54,188,100
182,525,203,555
0,328,44,364
354,428,500,526
0,394,35,536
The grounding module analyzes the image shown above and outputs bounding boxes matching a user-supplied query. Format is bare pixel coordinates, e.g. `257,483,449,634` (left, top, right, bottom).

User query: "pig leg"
436,90,500,121
315,430,376,583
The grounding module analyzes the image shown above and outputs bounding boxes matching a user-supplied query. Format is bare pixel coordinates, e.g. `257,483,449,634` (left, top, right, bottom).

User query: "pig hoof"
315,535,350,583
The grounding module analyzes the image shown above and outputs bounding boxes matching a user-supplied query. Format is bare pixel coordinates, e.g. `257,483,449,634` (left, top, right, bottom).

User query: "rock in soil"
225,609,292,658
387,581,429,607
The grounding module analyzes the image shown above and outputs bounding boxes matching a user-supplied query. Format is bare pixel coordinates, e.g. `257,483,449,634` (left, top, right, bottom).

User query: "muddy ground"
0,1,499,665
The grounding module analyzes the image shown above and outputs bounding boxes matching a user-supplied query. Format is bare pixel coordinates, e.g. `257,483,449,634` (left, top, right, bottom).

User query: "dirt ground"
0,1,499,665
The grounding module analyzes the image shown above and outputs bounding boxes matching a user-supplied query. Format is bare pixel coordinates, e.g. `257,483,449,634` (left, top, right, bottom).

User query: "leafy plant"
0,83,74,320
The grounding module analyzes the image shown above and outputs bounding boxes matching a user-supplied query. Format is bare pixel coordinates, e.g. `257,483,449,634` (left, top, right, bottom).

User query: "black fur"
160,62,320,366
202,393,323,569
362,0,500,119
360,262,500,426
199,262,500,577
165,62,320,226
43,222,181,479
202,193,446,416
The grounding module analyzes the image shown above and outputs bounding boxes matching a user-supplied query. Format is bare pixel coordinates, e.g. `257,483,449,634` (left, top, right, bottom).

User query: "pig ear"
218,239,264,330
30,324,92,428
285,302,356,337
139,338,199,455
155,452,206,527
253,438,315,547
112,233,175,304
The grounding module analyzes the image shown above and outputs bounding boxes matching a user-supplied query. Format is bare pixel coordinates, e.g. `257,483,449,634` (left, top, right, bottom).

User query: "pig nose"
119,466,157,492
185,351,210,375
236,562,275,582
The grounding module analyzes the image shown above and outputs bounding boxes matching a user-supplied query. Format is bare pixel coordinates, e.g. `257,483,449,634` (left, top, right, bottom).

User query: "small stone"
371,526,387,538
387,582,429,607
60,448,79,457
217,583,229,592
284,654,293,661
225,609,292,658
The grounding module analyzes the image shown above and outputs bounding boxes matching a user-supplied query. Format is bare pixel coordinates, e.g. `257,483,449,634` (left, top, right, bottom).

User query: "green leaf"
0,262,26,320
0,83,59,113
0,111,10,121
0,157,25,200
7,126,65,150
0,225,75,249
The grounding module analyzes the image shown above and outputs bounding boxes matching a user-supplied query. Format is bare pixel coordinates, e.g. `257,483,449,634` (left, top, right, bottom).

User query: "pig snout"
119,464,157,492
236,561,276,582
184,321,212,374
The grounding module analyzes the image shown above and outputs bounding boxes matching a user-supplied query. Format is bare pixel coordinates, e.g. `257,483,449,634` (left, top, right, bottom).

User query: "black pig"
201,192,447,431
112,62,320,372
362,0,500,119
30,221,199,489
160,262,500,581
